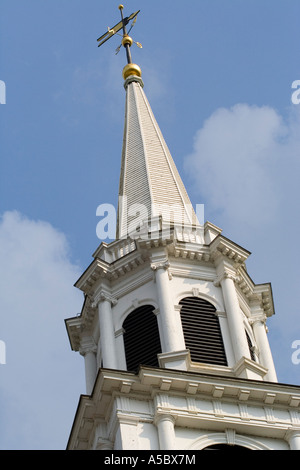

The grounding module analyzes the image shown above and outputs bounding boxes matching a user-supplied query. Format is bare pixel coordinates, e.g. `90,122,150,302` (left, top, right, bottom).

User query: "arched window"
179,297,227,366
123,305,162,372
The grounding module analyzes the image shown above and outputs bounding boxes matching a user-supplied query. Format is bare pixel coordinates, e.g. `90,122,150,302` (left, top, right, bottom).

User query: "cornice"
75,227,254,297
236,267,275,317
67,366,300,450
74,246,147,295
209,234,251,266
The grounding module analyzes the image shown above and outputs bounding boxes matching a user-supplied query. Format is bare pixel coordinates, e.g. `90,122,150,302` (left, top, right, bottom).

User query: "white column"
286,430,300,450
151,260,185,353
79,338,97,395
97,292,118,369
251,315,277,382
156,414,176,450
218,271,251,363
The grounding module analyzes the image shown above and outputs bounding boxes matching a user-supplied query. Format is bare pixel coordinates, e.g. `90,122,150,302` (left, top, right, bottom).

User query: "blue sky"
1,0,300,450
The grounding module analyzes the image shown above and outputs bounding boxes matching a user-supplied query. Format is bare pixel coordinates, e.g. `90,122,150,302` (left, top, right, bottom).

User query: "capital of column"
285,429,300,450
155,413,176,426
151,260,170,271
248,313,267,327
91,290,118,308
79,337,97,357
214,269,238,287
95,438,113,450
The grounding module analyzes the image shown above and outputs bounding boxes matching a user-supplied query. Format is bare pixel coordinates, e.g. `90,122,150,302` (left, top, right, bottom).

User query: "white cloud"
0,211,84,449
184,104,300,385
185,103,300,234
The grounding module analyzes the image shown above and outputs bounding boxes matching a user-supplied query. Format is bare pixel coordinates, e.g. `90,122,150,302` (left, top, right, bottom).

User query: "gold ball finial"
118,4,124,10
122,35,133,47
122,63,142,80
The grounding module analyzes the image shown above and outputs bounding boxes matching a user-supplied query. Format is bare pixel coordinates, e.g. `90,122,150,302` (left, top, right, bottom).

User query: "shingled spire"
117,74,198,239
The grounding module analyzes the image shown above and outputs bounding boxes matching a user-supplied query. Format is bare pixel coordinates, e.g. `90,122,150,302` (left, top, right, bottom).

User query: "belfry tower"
65,7,300,451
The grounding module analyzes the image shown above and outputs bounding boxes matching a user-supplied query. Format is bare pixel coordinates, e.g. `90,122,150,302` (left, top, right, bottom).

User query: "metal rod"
119,5,132,64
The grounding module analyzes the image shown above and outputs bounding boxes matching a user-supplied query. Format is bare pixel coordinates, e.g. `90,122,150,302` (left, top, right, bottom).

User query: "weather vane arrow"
97,5,142,66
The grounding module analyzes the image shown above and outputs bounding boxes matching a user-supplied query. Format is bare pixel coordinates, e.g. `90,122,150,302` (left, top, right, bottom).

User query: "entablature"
67,366,300,450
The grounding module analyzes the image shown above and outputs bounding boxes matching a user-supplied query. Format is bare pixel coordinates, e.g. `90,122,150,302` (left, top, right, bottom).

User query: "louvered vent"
179,297,227,366
123,305,162,372
246,330,256,361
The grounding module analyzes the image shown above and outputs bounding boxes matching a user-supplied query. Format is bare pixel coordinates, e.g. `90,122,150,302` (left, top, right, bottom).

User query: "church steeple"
65,7,300,451
98,5,199,239
117,73,198,239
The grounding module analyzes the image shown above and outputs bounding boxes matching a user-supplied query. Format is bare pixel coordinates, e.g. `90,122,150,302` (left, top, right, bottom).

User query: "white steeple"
117,73,198,239
65,7,300,451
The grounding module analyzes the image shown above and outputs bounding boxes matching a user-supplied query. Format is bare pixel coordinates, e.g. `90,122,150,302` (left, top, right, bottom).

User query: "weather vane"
97,5,142,65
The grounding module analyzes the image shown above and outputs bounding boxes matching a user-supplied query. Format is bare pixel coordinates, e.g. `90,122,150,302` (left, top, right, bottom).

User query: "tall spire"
98,6,198,239
117,74,199,239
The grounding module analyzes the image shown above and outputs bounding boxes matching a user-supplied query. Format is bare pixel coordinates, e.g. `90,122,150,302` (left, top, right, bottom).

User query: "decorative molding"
209,235,250,266
289,396,300,407
233,356,268,380
79,336,97,356
225,428,236,446
264,393,276,405
239,404,250,421
113,270,153,299
213,400,224,418
67,366,300,450
264,407,276,423
155,394,170,410
116,412,140,427
214,269,238,287
150,260,170,271
186,383,198,395
213,386,224,398
289,410,300,425
154,413,176,426
186,397,197,413
238,390,251,401
120,381,133,394
160,379,172,391
248,314,267,326
192,287,199,297
95,438,113,450
92,290,118,308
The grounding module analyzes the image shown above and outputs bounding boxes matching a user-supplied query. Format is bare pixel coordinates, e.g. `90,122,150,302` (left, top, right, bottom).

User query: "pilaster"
150,251,185,354
155,414,176,450
79,337,97,395
94,290,118,369
249,303,277,382
285,430,300,450
215,259,251,363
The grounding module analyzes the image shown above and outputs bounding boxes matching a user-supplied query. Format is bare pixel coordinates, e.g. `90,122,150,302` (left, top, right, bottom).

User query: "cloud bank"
185,103,300,235
0,211,84,449
184,103,300,385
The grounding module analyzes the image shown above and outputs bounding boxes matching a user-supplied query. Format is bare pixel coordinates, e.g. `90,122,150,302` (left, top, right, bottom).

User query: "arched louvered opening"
246,330,256,361
123,304,162,372
179,297,227,366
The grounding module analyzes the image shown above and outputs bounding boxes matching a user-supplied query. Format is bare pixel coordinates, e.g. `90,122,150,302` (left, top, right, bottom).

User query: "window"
123,304,162,372
179,297,227,366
